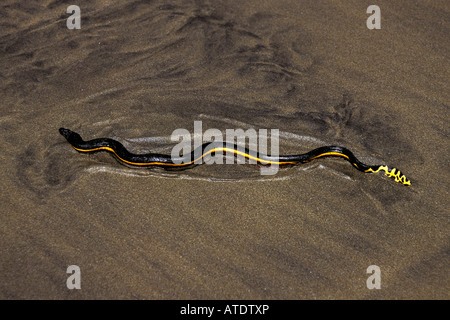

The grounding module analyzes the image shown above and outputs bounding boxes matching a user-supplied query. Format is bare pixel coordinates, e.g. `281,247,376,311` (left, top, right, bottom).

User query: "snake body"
59,128,410,185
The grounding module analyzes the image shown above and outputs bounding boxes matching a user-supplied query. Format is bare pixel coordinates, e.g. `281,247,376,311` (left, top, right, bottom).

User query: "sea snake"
59,128,410,185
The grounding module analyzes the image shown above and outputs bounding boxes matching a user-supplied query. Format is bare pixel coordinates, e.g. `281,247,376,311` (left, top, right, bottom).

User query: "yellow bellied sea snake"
59,128,410,185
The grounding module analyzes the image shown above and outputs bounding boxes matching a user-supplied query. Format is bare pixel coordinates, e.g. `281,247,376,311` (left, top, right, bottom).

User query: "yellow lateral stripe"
72,145,411,185
220,148,297,165
72,146,298,166
309,152,350,160
74,146,183,166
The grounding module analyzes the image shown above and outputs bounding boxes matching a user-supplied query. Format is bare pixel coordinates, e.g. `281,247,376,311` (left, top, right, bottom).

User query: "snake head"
59,128,83,144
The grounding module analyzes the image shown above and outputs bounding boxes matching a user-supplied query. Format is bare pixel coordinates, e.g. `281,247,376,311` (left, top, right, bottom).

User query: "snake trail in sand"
59,128,410,185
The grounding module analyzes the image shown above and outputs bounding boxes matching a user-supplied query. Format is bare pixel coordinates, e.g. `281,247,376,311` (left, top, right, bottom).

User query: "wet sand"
0,0,448,299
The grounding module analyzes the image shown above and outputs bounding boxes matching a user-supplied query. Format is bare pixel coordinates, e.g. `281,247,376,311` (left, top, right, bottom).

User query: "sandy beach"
0,0,448,299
